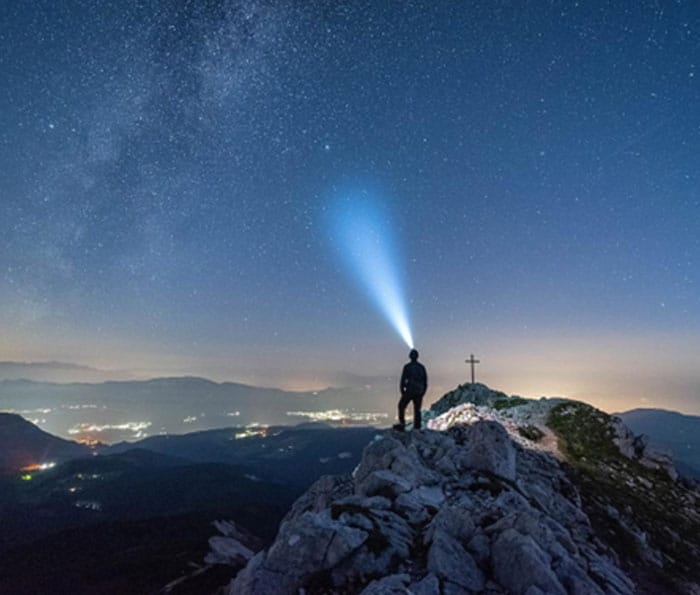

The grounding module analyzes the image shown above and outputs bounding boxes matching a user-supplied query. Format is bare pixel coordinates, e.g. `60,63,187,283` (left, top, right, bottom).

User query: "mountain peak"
224,385,700,594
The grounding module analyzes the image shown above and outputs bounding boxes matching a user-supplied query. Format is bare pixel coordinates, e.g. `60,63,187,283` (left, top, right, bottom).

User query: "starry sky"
1,1,699,413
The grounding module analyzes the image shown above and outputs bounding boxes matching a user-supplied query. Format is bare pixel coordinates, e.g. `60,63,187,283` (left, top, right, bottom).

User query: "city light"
286,409,389,423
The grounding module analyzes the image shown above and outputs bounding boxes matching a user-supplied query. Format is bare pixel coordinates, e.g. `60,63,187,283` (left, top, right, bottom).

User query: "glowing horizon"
328,191,414,349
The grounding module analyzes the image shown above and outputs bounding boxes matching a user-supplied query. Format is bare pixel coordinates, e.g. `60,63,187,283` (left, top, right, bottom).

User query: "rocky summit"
219,384,700,594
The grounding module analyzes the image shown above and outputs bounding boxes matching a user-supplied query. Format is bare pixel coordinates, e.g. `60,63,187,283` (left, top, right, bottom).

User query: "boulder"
229,551,296,595
266,511,367,573
206,519,261,566
231,511,369,593
553,557,606,595
282,474,353,523
328,508,415,585
410,485,446,509
466,532,491,568
492,528,566,595
353,436,404,486
424,504,476,545
486,510,572,562
451,421,517,480
356,469,413,498
394,491,431,525
389,444,442,486
427,529,485,592
395,485,446,525
205,535,255,565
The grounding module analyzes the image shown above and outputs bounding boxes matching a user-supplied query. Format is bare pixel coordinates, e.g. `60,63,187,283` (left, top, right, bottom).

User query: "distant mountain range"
2,373,697,480
0,375,395,442
0,361,134,383
617,408,700,479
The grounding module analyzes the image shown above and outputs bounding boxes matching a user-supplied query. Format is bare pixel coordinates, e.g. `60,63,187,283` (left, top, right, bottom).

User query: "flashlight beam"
329,192,414,349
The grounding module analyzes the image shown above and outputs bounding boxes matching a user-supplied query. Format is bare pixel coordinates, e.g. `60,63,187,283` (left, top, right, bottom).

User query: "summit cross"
465,354,480,384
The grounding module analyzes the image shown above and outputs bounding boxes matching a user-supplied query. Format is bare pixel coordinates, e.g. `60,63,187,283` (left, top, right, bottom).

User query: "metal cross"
465,354,480,384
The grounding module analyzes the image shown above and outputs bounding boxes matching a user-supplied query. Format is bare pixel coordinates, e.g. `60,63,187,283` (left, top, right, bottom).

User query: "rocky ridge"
221,384,700,594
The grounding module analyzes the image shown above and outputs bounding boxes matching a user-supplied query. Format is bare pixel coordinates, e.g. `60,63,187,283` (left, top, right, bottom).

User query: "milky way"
1,1,699,412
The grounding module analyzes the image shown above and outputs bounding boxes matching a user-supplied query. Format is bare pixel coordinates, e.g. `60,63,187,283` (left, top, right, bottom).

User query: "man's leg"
412,394,424,429
397,392,411,428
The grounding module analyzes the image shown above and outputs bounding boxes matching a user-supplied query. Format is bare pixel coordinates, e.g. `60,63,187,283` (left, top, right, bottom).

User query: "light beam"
328,190,414,349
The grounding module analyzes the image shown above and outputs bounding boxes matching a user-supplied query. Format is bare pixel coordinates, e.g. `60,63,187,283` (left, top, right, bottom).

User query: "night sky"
2,1,699,413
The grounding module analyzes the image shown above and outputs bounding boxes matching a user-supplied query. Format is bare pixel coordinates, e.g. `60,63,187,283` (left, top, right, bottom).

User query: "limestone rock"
394,490,431,525
205,535,255,565
353,435,405,486
205,519,262,567
466,532,491,568
231,511,367,594
267,511,367,573
229,551,296,595
553,556,606,595
424,504,476,545
282,473,353,524
330,507,414,584
492,528,566,595
356,469,412,498
451,420,517,480
427,530,485,592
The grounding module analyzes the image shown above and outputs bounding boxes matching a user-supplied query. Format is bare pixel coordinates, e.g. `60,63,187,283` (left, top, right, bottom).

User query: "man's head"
409,349,419,361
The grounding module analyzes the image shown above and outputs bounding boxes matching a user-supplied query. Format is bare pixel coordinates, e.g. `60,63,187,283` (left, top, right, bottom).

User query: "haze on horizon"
2,2,699,417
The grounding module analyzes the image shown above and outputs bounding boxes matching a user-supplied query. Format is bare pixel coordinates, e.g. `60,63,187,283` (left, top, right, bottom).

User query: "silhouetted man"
394,349,427,431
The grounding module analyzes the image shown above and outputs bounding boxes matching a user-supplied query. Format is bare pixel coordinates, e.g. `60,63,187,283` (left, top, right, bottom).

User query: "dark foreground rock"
227,421,636,594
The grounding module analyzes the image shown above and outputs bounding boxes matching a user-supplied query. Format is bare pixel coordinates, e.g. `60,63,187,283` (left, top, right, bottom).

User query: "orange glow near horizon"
76,437,101,447
20,462,56,472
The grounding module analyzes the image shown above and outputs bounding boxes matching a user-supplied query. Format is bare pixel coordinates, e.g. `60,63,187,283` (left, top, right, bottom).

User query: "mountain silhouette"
0,413,91,472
